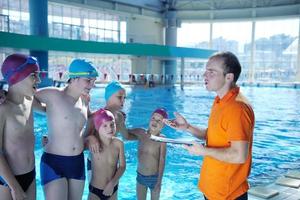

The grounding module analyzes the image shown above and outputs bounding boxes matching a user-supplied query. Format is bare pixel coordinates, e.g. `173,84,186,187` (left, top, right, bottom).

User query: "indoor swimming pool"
33,84,300,199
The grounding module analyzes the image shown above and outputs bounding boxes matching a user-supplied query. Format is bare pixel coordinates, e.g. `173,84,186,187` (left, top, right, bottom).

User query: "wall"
127,16,164,75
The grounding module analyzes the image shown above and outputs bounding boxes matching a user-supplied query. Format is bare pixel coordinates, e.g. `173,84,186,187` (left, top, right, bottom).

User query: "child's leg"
137,182,148,200
43,178,68,200
150,189,160,200
68,179,85,200
88,192,99,200
26,178,36,200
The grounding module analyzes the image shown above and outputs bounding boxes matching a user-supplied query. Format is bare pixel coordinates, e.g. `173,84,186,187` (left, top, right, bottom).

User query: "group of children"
0,53,168,200
85,79,168,200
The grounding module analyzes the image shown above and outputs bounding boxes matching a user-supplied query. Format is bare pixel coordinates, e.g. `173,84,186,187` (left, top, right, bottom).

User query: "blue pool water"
33,85,300,199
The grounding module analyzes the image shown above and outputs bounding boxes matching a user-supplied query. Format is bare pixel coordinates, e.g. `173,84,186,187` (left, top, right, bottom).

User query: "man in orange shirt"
165,51,255,200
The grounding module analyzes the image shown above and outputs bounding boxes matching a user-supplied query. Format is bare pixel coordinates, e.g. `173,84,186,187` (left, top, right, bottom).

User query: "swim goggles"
68,70,98,77
3,56,38,80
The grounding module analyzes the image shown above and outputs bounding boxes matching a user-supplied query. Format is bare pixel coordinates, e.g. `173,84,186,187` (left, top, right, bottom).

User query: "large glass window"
178,18,300,83
120,21,126,43
212,21,252,82
0,0,126,42
254,18,299,82
48,2,126,43
177,22,210,81
178,22,210,48
0,14,9,32
0,0,30,34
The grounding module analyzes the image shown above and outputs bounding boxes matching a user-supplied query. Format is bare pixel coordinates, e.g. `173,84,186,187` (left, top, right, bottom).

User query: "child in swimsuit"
87,109,126,200
0,54,42,200
36,59,98,200
120,108,167,200
86,81,127,176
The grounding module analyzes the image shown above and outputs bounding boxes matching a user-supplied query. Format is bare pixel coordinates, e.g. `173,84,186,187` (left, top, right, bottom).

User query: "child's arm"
0,90,7,104
115,111,132,140
32,97,46,113
84,115,101,153
81,94,92,117
123,128,141,140
115,111,140,140
126,128,152,140
103,139,126,196
84,115,95,137
34,87,57,104
154,136,167,192
0,107,26,199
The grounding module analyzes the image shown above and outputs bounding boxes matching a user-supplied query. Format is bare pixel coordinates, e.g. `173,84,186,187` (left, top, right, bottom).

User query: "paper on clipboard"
150,135,195,145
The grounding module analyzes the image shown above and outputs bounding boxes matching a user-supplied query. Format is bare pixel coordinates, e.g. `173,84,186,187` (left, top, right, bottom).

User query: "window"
178,22,210,48
212,21,252,82
255,18,299,82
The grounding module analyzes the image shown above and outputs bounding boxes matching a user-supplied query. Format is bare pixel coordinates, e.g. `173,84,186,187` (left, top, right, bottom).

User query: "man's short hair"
210,51,241,82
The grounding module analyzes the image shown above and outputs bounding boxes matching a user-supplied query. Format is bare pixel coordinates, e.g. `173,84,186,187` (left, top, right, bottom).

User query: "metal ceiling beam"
50,0,300,20
0,32,215,59
176,3,300,20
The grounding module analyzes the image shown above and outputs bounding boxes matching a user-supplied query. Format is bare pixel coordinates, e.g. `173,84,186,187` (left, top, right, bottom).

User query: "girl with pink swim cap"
86,109,126,200
119,108,168,200
85,81,128,178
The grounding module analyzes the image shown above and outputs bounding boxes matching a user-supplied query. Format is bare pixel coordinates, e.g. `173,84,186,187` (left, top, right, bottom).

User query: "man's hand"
163,112,189,131
182,141,206,156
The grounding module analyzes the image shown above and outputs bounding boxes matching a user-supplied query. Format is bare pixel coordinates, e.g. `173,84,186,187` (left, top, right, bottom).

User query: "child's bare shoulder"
35,87,63,102
116,110,126,118
0,100,14,113
115,111,126,124
38,86,62,93
112,137,124,146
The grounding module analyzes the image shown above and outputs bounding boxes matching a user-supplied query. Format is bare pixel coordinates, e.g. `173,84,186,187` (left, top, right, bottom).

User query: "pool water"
33,85,300,199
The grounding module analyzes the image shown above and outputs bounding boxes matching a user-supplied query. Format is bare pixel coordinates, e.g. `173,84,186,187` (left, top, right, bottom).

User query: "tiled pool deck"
249,171,300,200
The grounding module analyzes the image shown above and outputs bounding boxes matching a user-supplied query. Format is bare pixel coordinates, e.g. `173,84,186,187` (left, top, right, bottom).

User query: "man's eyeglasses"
4,56,38,80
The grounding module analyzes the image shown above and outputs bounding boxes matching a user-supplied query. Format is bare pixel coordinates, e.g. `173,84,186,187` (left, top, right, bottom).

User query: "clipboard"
150,135,195,145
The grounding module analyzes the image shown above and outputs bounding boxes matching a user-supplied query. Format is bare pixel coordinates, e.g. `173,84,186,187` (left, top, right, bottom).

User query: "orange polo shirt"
198,87,255,200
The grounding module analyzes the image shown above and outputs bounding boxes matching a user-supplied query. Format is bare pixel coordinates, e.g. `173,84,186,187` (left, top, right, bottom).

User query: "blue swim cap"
105,81,125,102
68,59,98,78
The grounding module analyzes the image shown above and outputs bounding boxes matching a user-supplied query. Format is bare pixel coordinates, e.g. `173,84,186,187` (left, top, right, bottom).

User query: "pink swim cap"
93,109,115,131
1,54,39,86
152,108,168,119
